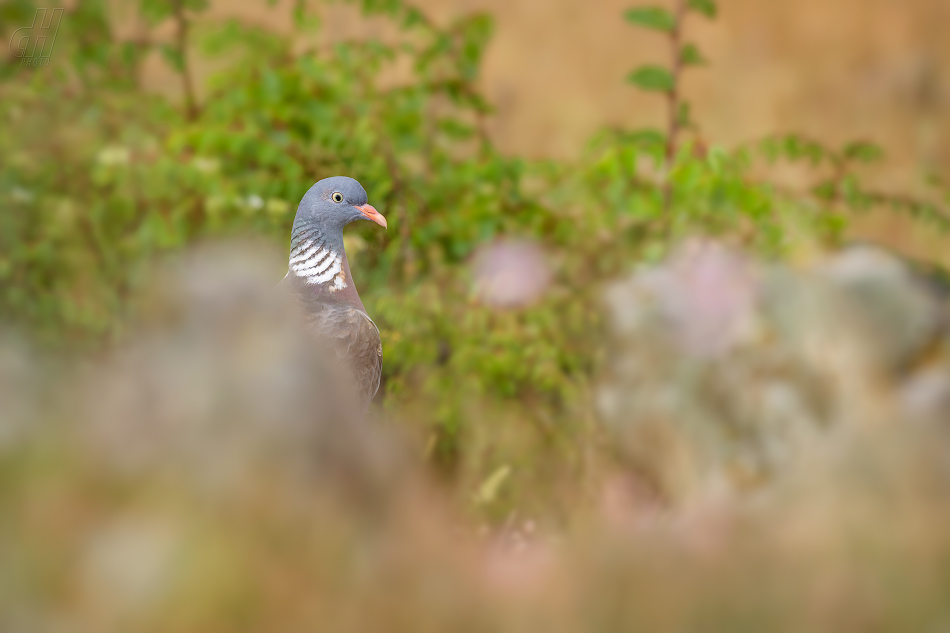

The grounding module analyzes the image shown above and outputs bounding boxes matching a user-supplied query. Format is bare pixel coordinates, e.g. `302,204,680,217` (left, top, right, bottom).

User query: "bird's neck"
288,224,366,310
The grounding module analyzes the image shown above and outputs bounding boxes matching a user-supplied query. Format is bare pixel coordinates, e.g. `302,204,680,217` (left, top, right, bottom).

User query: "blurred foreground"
3,240,950,631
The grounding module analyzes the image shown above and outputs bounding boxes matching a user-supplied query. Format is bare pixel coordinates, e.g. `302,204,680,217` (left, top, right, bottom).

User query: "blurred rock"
80,516,182,614
89,243,407,505
817,244,943,371
611,240,758,359
900,369,950,424
599,239,950,499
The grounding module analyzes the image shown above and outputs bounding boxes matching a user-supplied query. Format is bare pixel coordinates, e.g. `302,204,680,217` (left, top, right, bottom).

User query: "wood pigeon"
279,176,387,411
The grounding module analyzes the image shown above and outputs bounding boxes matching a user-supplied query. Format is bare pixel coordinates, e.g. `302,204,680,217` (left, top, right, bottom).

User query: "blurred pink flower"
472,240,552,308
643,240,757,358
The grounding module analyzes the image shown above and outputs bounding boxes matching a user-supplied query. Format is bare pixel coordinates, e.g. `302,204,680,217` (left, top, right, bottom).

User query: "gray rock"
598,239,950,498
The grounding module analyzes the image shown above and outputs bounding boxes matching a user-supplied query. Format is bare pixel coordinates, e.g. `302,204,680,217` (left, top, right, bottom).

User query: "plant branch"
172,0,198,121
666,0,688,164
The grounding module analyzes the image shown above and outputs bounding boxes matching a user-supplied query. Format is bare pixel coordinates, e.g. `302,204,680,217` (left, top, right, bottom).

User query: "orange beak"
357,203,387,229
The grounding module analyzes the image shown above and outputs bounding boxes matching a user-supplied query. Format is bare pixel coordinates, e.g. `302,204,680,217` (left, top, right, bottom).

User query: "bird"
279,176,388,412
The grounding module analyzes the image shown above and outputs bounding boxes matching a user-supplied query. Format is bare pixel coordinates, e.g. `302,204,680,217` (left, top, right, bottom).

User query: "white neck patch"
290,245,347,290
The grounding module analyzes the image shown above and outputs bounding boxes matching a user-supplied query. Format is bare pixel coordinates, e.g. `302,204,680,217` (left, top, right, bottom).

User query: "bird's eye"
331,192,344,203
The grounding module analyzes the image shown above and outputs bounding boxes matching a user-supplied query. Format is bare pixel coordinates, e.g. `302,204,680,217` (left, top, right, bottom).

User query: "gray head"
287,177,386,294
292,176,387,238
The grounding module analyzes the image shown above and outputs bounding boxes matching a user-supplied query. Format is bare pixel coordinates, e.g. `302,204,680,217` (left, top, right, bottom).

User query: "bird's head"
293,176,387,234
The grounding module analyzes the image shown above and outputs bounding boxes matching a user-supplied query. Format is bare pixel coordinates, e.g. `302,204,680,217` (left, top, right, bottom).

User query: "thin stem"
666,0,688,163
172,0,198,121
662,0,689,214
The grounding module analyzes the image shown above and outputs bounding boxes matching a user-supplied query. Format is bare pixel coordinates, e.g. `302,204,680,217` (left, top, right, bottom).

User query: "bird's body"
279,177,387,411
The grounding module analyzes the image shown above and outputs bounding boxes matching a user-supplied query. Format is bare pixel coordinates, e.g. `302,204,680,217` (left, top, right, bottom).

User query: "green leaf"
627,66,674,92
812,180,838,201
438,118,475,139
842,141,884,164
680,43,707,66
688,0,717,18
761,134,827,166
622,128,667,151
623,7,676,32
158,44,185,73
292,3,321,30
457,13,494,81
140,0,173,25
403,7,428,29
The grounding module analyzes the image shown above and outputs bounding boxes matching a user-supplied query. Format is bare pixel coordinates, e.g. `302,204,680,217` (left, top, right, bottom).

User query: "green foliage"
627,65,675,92
623,6,676,32
760,134,950,229
688,0,718,19
551,130,846,256
680,42,707,66
843,140,884,163
623,1,715,160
